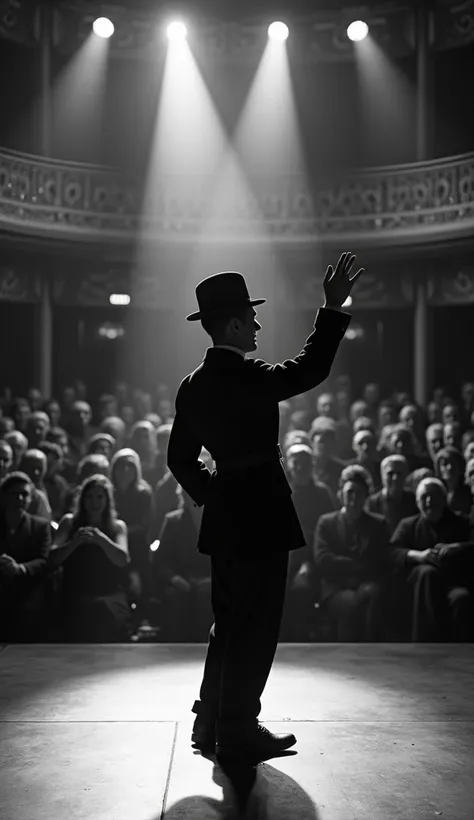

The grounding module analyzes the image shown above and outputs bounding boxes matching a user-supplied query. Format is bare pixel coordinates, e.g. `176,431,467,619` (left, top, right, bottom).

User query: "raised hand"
323,252,364,309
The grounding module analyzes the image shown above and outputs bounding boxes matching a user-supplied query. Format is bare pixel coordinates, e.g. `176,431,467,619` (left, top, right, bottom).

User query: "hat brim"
186,298,266,322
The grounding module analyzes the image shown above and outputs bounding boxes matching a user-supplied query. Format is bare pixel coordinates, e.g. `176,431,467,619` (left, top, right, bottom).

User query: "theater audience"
26,411,50,449
405,467,434,495
155,423,173,482
20,450,52,521
13,399,31,433
313,465,391,641
377,400,396,431
353,416,376,435
65,401,95,464
387,425,432,474
111,448,154,627
49,475,132,642
426,423,444,465
362,383,380,417
0,472,51,641
349,429,381,491
0,440,13,480
443,421,462,450
366,455,418,536
44,400,61,428
434,446,472,514
280,443,337,641
0,417,15,436
100,416,126,451
399,403,427,454
389,477,473,641
153,487,213,641
46,426,76,484
63,454,110,514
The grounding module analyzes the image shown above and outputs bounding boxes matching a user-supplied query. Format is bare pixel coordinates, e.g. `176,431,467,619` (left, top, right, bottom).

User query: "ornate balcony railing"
0,147,473,249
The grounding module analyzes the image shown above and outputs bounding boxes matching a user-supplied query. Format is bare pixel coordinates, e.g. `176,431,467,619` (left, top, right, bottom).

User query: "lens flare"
167,21,187,41
347,20,369,42
268,22,289,41
92,17,115,39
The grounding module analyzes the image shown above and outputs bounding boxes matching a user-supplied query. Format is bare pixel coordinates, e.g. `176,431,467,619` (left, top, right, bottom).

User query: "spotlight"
347,20,369,42
92,17,115,39
109,294,131,306
268,21,289,41
167,21,187,41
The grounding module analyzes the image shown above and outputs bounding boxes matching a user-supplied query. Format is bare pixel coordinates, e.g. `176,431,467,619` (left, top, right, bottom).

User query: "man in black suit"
0,471,52,641
167,251,363,763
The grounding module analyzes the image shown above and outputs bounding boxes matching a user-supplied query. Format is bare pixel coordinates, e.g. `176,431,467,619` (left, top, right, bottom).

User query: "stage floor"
0,642,473,819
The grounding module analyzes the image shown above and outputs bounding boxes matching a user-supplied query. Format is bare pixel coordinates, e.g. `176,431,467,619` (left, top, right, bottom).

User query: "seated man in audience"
366,454,418,537
0,440,13,481
313,464,391,641
348,429,381,491
0,472,52,641
443,422,462,451
388,425,432,475
310,418,346,497
153,487,213,642
280,443,337,641
20,449,52,521
425,423,444,467
65,401,96,465
389,477,473,641
434,445,472,515
46,426,76,484
26,411,50,449
399,404,427,456
4,430,28,471
0,417,15,437
283,429,311,454
39,441,70,522
404,467,434,495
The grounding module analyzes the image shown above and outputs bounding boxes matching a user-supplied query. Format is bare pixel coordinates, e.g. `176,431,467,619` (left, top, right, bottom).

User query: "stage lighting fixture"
268,21,289,41
92,17,115,38
109,294,131,306
347,20,369,41
167,21,187,41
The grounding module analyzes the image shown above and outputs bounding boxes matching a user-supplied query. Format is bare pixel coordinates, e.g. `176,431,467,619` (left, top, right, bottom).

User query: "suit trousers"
194,549,289,730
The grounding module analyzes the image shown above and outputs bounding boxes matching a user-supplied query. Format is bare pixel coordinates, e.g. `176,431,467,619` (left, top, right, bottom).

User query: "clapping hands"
323,252,364,309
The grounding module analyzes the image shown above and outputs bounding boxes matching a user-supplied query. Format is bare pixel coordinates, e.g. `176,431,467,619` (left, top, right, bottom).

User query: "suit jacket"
366,489,418,537
389,508,471,571
313,509,391,601
155,506,210,585
167,307,351,557
0,513,51,589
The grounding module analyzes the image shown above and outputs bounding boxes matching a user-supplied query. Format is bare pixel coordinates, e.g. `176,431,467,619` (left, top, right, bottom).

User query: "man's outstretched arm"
167,384,212,508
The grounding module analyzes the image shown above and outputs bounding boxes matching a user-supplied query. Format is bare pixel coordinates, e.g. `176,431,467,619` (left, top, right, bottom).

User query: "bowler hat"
186,271,266,321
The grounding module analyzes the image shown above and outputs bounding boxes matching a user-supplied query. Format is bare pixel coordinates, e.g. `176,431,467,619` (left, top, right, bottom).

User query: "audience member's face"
378,405,394,429
382,462,406,496
121,407,135,426
341,480,367,518
46,402,61,427
136,428,153,454
317,394,335,418
0,418,15,436
312,432,333,459
72,403,92,431
4,481,32,516
363,384,379,406
57,434,69,459
426,402,441,424
464,443,474,465
353,431,375,461
92,439,113,458
23,456,45,486
417,482,446,523
442,404,458,425
0,443,13,479
287,452,312,485
438,456,461,487
399,405,419,429
390,431,412,456
443,423,461,450
426,427,443,460
84,486,107,519
7,434,27,466
62,387,76,408
16,403,31,428
28,415,49,443
461,383,474,406
28,389,43,411
114,459,136,490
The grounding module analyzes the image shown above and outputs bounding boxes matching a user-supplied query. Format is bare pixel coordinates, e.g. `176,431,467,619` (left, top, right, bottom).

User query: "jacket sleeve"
167,382,212,508
389,518,414,569
254,307,351,403
313,514,359,580
22,520,51,578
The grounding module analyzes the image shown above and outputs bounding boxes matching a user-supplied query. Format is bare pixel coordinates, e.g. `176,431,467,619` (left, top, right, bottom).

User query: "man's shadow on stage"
160,747,320,819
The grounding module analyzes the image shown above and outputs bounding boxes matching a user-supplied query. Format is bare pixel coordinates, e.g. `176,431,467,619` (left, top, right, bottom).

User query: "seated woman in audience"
313,464,391,641
20,449,52,521
111,448,154,627
434,446,472,515
4,430,28,471
130,420,161,487
366,454,418,537
0,472,52,641
49,475,132,642
87,433,115,460
389,477,473,642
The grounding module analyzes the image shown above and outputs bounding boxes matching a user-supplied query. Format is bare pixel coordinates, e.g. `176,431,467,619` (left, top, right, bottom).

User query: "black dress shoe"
216,723,297,764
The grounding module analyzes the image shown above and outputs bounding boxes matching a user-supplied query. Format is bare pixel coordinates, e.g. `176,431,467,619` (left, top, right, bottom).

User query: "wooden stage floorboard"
0,642,473,819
